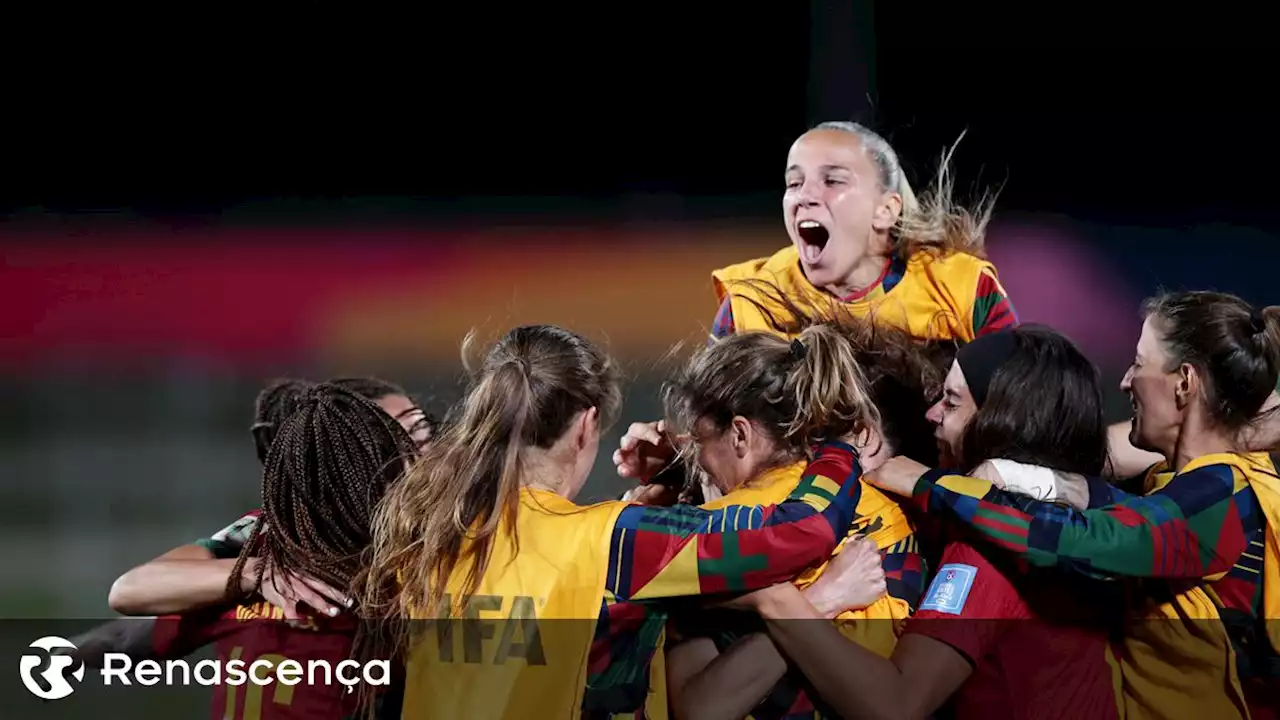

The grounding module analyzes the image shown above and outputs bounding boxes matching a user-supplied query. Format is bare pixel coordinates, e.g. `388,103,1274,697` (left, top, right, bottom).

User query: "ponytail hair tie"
790,338,808,360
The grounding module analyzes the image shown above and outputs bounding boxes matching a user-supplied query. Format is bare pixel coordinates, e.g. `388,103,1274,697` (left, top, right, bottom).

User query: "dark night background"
3,4,1269,225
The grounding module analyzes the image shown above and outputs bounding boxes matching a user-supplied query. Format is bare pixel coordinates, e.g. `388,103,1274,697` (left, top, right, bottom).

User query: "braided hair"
332,376,439,442
330,376,407,401
251,379,316,465
229,382,418,600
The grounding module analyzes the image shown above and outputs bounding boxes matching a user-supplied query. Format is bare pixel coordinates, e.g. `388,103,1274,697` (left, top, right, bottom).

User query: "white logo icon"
19,635,84,700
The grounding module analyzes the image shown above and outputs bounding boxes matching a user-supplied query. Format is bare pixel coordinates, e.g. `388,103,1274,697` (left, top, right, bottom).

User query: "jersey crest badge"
919,563,977,615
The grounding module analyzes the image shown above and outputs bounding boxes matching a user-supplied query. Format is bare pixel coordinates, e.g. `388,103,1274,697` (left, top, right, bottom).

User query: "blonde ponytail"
814,122,995,259
356,324,620,683
665,321,881,469
785,323,881,449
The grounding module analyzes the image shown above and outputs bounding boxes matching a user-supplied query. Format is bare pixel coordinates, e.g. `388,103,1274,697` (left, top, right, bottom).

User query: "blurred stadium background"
0,4,1272,621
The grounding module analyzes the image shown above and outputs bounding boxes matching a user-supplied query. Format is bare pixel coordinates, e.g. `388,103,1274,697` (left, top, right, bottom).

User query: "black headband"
955,330,1019,408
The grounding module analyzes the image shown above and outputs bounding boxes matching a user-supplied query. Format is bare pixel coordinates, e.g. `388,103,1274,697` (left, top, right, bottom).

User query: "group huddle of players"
66,121,1280,720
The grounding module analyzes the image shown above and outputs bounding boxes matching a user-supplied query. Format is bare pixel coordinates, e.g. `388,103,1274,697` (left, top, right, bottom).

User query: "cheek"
946,407,973,434
829,188,872,220
696,442,737,482
699,445,727,473
942,417,965,443
1132,375,1167,404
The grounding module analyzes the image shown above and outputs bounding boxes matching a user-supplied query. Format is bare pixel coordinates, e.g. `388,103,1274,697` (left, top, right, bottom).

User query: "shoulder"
1150,460,1251,510
712,246,799,285
918,542,1019,618
901,251,1005,310
525,491,630,524
970,460,1007,485
905,249,994,276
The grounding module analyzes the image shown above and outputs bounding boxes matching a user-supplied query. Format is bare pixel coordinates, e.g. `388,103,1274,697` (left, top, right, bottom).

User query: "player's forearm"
609,442,862,601
1241,390,1280,451
1106,422,1162,480
759,586,911,720
109,556,256,615
686,444,862,593
913,467,1243,580
673,634,787,720
70,618,158,668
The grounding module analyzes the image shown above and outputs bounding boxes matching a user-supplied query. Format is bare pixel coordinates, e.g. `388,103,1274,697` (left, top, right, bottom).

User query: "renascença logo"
19,635,391,701
19,636,85,700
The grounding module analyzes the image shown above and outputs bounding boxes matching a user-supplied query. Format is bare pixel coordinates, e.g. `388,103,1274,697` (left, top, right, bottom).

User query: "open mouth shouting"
796,219,830,265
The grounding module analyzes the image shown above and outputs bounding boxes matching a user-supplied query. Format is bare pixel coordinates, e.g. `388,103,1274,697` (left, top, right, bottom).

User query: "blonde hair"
664,322,880,480
716,278,950,463
813,121,995,259
354,325,621,675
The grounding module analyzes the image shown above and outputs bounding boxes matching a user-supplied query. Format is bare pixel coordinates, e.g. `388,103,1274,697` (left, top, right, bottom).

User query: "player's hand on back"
621,483,681,506
803,537,887,618
864,455,929,498
248,560,351,620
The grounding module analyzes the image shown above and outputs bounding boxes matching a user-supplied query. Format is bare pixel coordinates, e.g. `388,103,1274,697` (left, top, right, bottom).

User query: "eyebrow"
944,388,961,399
785,164,851,174
394,407,423,420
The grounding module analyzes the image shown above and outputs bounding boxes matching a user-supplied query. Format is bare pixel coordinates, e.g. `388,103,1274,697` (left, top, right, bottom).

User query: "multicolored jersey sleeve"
709,296,735,343
880,536,928,612
605,441,863,600
910,464,1252,581
193,509,261,558
972,266,1018,337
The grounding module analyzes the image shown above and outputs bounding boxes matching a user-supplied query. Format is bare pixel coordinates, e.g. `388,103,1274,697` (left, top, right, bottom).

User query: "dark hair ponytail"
1143,292,1280,431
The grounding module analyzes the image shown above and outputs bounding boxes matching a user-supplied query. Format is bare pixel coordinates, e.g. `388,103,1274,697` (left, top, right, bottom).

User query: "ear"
574,407,600,450
870,191,903,232
729,416,752,459
1175,364,1198,410
854,424,891,471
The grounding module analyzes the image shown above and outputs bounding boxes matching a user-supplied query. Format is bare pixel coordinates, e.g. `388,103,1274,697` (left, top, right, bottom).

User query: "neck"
826,254,891,299
1169,420,1236,472
521,450,578,499
729,452,802,494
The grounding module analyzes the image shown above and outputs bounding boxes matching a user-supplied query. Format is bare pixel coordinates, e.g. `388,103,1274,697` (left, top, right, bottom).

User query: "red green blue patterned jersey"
581,441,864,717
910,464,1262,581
909,463,1276,684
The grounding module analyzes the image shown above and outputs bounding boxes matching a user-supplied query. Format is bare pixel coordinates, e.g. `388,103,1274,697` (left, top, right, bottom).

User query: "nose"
796,179,823,206
1119,366,1133,393
925,401,943,425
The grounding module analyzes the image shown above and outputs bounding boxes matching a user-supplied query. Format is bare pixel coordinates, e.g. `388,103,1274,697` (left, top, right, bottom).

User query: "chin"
1128,423,1162,455
800,263,839,289
937,445,959,469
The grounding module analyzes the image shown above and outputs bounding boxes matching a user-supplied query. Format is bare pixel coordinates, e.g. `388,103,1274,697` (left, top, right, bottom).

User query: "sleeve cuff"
193,538,238,559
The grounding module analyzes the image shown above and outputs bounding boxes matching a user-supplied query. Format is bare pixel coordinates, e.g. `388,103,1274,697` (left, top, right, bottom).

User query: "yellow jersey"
711,246,1016,343
402,441,868,719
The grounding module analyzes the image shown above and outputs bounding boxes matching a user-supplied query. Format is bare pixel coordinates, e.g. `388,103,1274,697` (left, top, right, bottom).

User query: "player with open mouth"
710,121,1019,349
